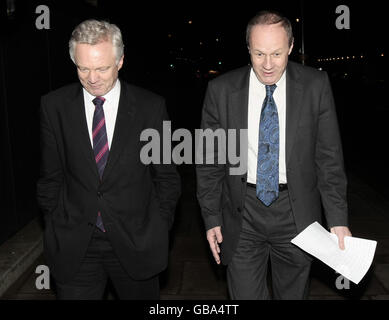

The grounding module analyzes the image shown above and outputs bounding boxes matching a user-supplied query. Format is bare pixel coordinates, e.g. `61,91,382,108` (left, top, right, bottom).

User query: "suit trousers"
227,186,312,300
55,226,160,300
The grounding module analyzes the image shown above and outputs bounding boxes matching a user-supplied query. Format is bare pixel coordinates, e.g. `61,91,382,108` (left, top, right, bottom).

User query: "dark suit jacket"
37,80,181,284
196,61,348,265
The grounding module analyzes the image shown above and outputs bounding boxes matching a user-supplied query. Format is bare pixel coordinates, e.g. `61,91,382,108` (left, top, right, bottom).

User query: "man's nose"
88,71,99,83
263,56,273,69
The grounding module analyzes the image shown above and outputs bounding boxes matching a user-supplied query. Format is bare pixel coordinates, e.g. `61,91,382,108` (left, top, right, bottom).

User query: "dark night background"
0,0,387,247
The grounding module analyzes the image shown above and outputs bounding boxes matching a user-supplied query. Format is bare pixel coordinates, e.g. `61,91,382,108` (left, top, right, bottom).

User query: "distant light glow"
317,54,373,63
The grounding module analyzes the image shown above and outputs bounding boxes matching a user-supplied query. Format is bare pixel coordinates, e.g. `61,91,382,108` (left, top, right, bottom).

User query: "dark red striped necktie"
92,96,108,232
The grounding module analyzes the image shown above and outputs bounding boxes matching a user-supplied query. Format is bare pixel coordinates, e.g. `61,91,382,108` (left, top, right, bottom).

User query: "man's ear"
288,39,294,55
117,55,124,70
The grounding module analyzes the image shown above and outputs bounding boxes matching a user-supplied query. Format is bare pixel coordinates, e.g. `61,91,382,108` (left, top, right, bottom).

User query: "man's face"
249,22,293,85
74,40,123,96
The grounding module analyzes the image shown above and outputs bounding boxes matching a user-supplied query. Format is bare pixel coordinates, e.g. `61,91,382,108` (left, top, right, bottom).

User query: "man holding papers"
291,222,376,285
196,10,352,300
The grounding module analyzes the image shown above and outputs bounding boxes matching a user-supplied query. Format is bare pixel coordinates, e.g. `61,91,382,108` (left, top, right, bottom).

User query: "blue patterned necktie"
92,96,109,232
256,84,279,207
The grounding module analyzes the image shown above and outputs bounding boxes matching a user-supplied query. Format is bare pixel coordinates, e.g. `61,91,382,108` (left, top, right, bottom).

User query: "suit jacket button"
97,191,102,198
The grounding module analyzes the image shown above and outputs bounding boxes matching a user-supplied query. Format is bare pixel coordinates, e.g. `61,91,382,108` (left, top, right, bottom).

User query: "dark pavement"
2,164,389,300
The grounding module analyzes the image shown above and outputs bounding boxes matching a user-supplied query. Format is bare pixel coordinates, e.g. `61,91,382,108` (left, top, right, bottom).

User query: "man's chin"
85,87,106,97
260,74,278,85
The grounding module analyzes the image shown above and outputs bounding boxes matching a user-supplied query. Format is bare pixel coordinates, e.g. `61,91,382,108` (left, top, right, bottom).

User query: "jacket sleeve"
150,99,181,230
196,81,226,231
36,96,63,218
315,72,349,228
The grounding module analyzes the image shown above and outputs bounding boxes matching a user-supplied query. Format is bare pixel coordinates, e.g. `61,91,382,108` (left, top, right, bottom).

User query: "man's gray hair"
246,10,294,48
69,19,124,65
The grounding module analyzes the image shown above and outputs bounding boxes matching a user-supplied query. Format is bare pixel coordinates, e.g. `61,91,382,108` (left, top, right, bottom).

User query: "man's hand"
207,226,223,265
331,226,352,250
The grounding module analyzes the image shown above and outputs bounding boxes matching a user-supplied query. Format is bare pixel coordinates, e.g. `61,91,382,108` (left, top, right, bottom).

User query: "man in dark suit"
37,19,181,299
196,11,352,300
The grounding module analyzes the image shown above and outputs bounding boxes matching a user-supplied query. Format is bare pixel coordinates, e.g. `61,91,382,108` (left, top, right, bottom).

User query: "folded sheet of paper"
291,222,377,285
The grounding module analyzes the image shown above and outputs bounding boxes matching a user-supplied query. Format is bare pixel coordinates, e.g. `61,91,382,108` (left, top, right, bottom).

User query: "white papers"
291,222,377,285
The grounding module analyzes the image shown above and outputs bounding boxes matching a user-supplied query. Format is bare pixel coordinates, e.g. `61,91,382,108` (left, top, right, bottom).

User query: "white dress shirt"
83,80,121,149
247,68,287,185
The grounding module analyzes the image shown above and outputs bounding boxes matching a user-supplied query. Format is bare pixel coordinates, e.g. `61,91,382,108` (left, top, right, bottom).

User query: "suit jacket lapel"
229,66,250,131
67,85,100,179
228,66,250,186
285,62,304,166
102,82,136,180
